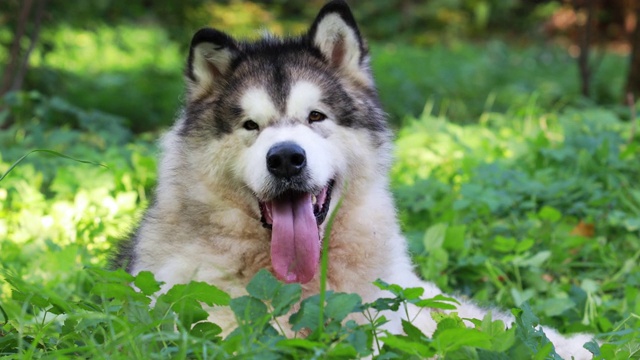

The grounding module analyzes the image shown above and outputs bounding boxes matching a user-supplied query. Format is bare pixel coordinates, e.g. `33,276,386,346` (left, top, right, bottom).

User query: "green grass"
2,95,639,358
1,24,639,359
372,41,629,126
26,25,184,132
394,102,640,338
20,25,630,132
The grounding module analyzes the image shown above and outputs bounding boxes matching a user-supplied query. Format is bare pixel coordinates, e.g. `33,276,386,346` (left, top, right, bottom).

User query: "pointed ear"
308,1,371,84
186,28,239,100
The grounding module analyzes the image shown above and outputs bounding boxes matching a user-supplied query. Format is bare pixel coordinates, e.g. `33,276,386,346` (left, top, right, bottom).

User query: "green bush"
372,41,628,126
393,101,640,350
2,28,639,356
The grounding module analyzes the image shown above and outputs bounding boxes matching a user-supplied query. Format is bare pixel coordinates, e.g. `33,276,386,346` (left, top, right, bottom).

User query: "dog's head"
175,1,391,283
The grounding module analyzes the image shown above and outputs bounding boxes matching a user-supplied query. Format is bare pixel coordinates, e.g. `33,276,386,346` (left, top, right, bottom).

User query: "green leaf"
379,334,435,357
0,303,7,325
516,251,551,268
477,313,513,349
373,279,403,296
580,278,599,294
230,295,269,324
537,206,562,222
246,269,281,301
513,303,561,360
318,189,345,337
402,319,426,341
190,322,222,339
402,287,425,301
327,342,360,358
533,343,554,360
539,298,575,317
415,294,460,310
61,318,78,336
0,332,18,353
434,315,465,334
277,338,322,350
435,328,492,352
87,268,135,283
492,236,516,253
477,350,511,360
29,293,51,309
133,271,161,296
344,322,372,355
444,224,466,251
367,296,402,312
158,281,230,328
325,292,362,322
272,282,302,317
510,288,536,306
583,340,601,356
161,297,207,328
290,294,322,332
514,238,535,253
183,281,231,307
91,282,142,301
423,223,448,252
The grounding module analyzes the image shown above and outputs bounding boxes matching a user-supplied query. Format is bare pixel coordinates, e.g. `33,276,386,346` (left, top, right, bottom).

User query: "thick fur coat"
115,1,594,358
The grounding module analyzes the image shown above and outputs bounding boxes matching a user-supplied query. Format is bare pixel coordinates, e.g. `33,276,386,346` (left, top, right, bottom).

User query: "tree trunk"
11,0,47,93
0,0,34,97
576,0,597,98
625,4,640,98
0,0,47,129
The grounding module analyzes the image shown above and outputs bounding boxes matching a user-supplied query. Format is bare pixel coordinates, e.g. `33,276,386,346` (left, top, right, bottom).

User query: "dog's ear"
186,28,239,100
308,1,371,84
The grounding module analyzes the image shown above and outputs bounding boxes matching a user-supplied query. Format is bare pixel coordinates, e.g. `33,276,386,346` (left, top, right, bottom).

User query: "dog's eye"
243,120,259,131
308,111,327,123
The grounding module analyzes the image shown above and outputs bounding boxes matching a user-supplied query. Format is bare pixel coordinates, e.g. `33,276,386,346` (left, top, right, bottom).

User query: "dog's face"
174,1,390,283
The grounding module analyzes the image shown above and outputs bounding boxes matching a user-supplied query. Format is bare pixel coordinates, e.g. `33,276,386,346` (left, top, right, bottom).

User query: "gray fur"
113,2,593,358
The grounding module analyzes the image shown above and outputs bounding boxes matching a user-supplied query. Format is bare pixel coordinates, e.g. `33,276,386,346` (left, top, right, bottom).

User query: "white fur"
313,13,373,86
286,81,324,118
135,116,594,360
129,8,595,360
314,14,360,71
240,87,279,125
190,42,235,99
239,124,337,199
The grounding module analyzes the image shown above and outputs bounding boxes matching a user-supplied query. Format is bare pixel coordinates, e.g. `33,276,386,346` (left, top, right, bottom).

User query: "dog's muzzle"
258,141,335,284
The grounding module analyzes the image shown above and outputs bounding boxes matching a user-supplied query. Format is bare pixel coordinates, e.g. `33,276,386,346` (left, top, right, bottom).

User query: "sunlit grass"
371,41,629,125
32,25,182,72
1,21,639,356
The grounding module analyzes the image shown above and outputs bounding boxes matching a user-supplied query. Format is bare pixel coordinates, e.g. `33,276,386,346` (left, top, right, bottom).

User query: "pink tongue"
270,193,320,283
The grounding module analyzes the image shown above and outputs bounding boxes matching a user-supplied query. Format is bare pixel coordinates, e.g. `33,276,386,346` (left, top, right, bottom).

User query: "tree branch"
0,0,34,97
575,0,596,98
11,0,48,92
625,2,640,99
628,93,637,144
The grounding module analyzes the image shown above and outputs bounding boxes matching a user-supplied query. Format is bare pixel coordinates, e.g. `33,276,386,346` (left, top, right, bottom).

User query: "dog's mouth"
258,179,335,284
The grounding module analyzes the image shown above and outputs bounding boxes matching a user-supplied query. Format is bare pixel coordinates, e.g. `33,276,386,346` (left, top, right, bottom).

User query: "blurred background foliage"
1,1,640,357
1,0,638,131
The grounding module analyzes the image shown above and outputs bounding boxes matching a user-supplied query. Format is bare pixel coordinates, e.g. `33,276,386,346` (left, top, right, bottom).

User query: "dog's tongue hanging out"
268,193,320,283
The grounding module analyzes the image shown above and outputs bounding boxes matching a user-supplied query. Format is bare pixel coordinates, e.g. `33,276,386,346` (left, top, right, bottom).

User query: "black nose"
266,141,306,178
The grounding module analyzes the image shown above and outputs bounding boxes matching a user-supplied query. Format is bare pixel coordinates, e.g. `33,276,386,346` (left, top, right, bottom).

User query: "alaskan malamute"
115,1,593,357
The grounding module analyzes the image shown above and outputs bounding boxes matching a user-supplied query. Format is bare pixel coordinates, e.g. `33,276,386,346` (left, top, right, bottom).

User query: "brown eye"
243,120,259,131
308,111,327,123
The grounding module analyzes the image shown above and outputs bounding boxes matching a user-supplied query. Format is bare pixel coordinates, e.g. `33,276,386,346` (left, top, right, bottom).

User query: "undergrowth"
1,37,639,358
2,89,639,359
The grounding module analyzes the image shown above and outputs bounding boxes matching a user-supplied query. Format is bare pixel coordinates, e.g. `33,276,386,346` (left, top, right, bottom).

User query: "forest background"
1,1,639,358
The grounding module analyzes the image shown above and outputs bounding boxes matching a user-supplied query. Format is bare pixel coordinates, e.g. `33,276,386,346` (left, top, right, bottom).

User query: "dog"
114,1,594,358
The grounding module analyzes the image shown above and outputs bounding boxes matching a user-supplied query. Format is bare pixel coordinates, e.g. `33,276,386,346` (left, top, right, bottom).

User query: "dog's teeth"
312,195,317,205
